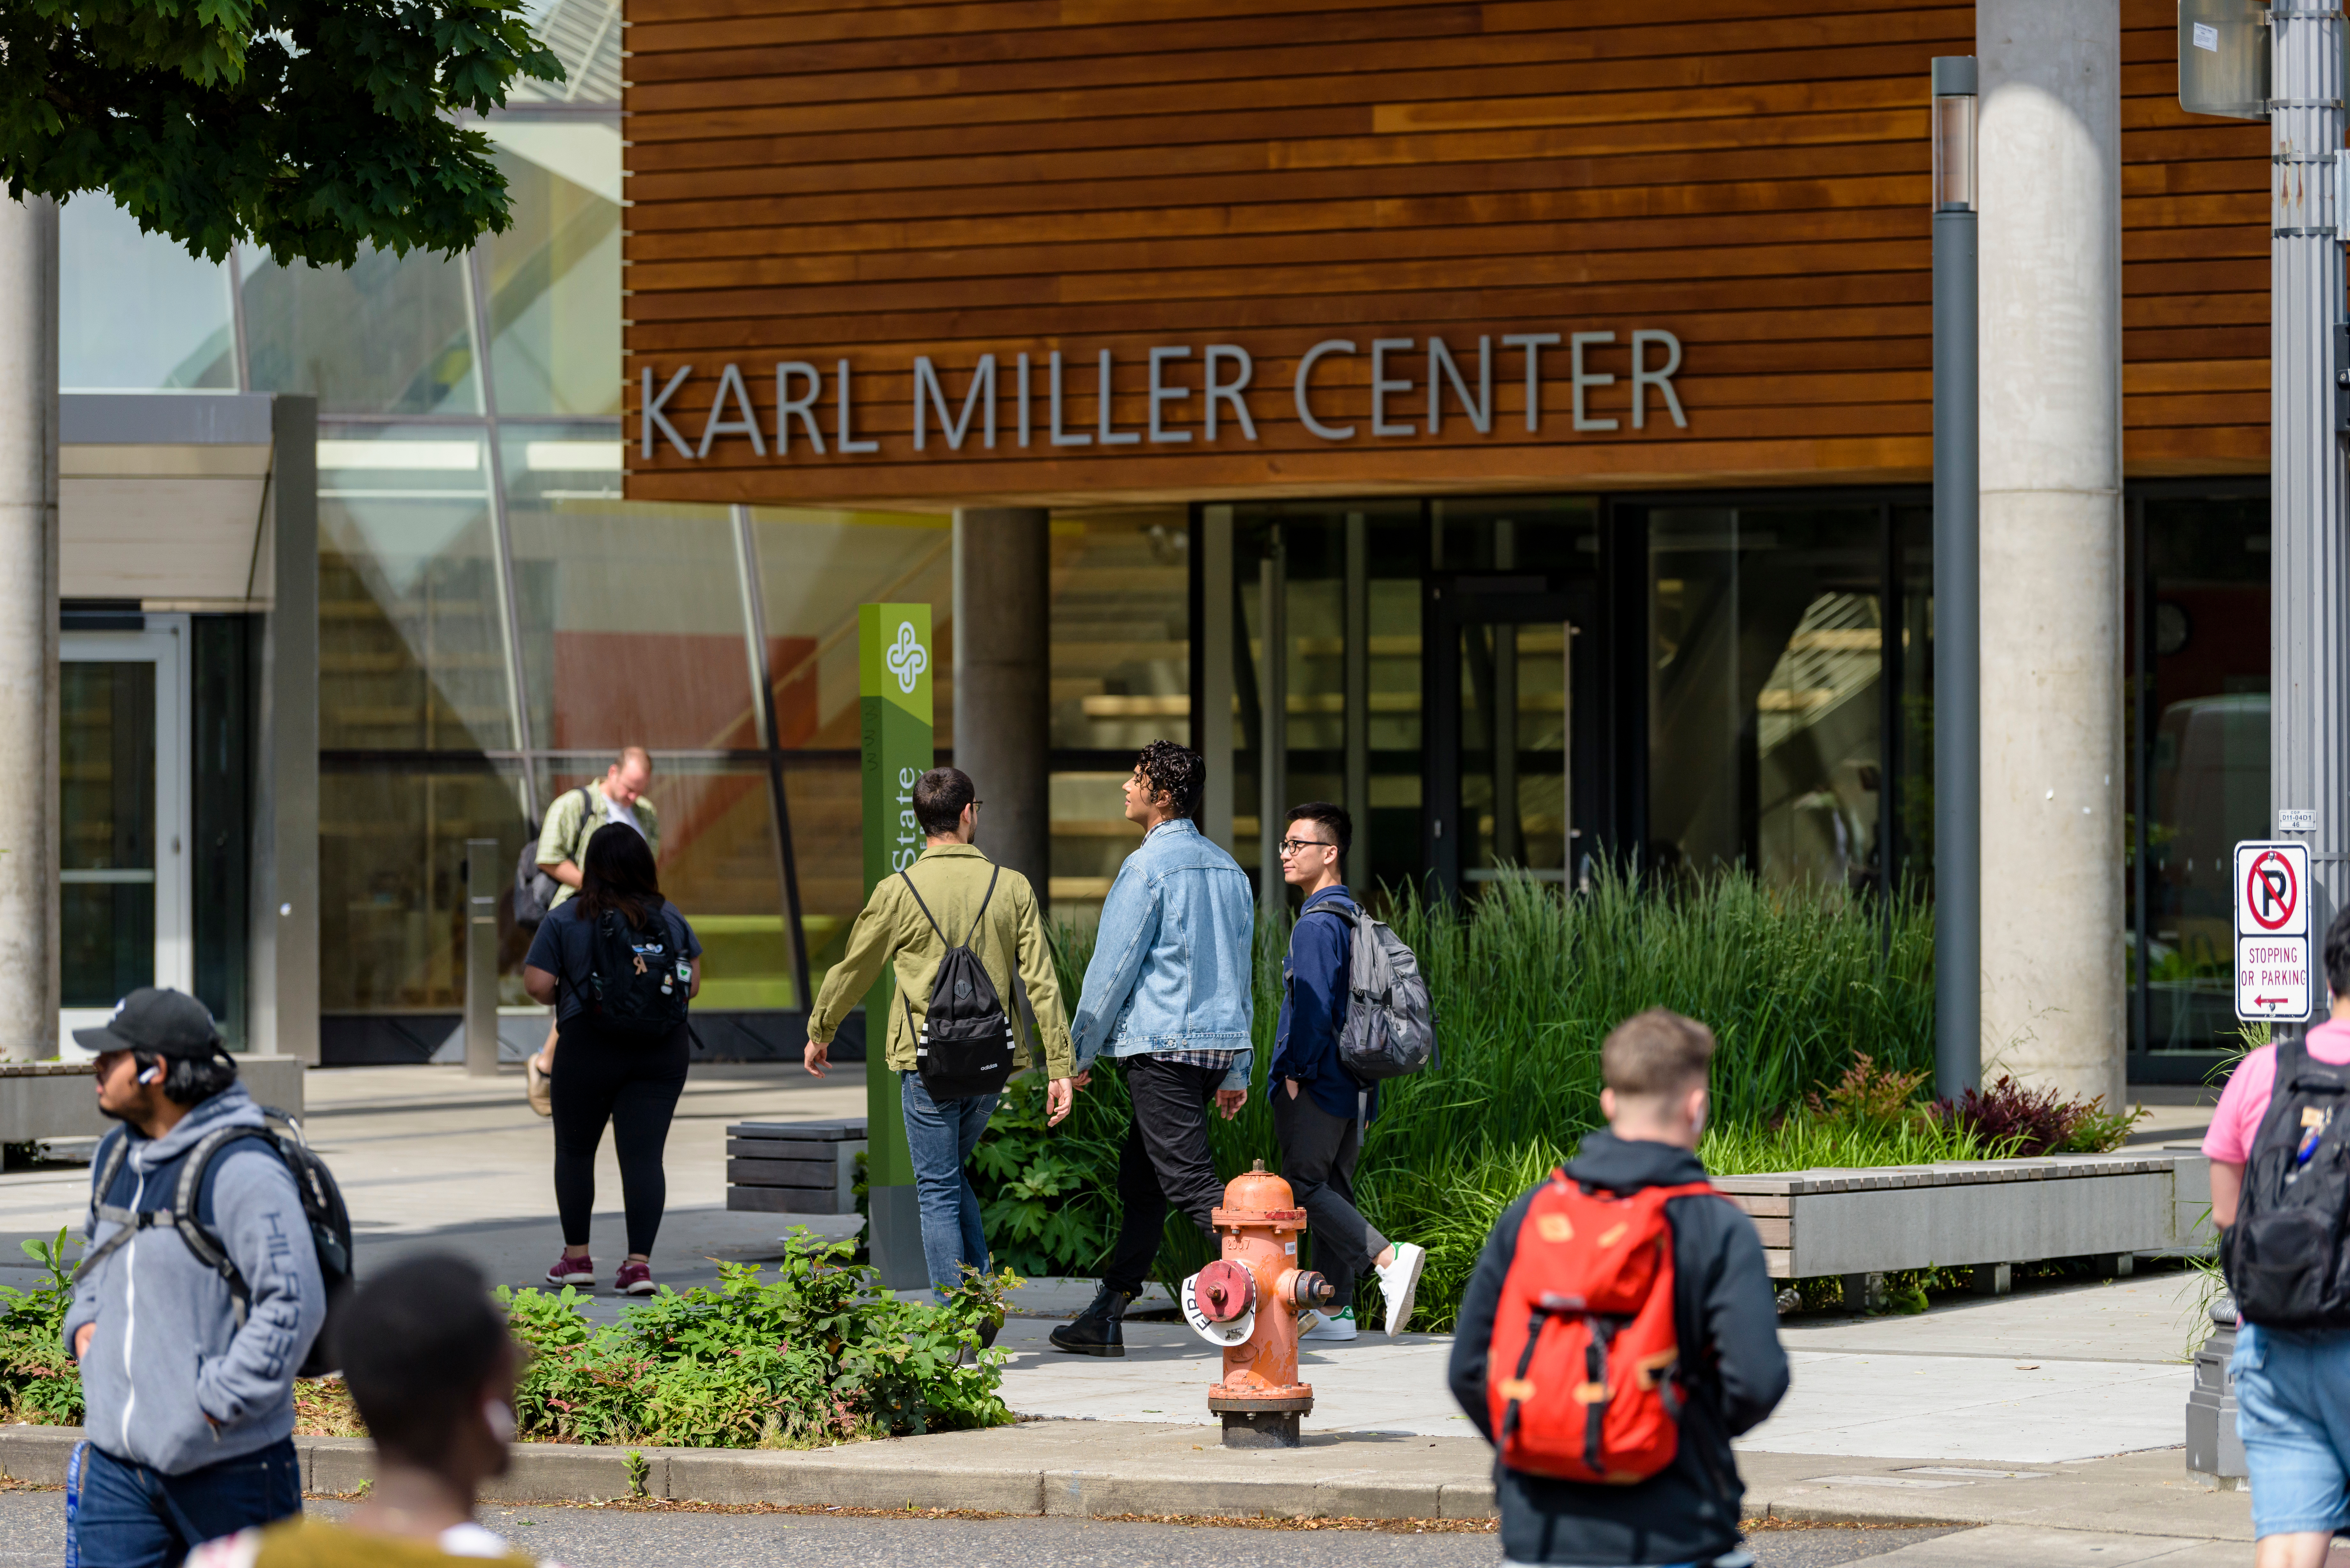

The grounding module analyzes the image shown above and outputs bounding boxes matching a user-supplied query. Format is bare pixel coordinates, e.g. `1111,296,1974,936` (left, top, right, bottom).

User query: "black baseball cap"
72,988,225,1059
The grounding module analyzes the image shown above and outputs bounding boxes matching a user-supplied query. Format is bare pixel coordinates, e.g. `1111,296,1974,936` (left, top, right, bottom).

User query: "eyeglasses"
1278,837,1335,856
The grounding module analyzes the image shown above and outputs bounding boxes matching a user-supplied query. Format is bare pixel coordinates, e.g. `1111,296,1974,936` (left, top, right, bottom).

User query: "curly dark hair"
1134,739,1205,821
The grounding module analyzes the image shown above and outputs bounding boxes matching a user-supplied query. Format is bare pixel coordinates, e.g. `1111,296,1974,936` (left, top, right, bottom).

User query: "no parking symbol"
2235,841,2312,1021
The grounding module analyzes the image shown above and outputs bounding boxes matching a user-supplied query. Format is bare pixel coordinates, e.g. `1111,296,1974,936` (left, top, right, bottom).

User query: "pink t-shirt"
2203,1019,2350,1164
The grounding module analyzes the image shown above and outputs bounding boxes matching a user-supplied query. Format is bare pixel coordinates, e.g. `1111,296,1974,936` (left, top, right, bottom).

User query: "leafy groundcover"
0,1230,1015,1447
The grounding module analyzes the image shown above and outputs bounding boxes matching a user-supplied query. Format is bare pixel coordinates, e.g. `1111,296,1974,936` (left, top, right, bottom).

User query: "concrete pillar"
951,509,1051,897
1976,1,2125,1105
0,197,57,1062
252,396,319,1064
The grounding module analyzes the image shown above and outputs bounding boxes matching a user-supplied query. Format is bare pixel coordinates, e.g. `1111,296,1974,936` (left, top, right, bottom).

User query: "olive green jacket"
806,843,1074,1080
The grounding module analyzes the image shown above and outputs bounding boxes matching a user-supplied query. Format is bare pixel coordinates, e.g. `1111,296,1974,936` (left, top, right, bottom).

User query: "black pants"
1272,1083,1388,1306
551,1018,690,1256
1101,1054,1228,1298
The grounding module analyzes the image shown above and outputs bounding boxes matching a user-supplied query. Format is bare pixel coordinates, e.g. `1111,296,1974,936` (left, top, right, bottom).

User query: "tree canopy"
0,0,565,265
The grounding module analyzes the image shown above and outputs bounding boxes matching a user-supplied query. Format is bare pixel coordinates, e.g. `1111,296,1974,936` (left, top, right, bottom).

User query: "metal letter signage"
632,329,1687,464
2236,839,2314,1021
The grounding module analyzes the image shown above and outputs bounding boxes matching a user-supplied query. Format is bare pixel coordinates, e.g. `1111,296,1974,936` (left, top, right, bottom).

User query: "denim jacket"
1070,817,1256,1091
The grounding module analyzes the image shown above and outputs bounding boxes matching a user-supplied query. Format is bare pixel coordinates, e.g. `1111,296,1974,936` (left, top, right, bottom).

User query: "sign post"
2236,840,2314,1023
1930,57,1981,1099
859,603,933,1292
2182,0,2348,1044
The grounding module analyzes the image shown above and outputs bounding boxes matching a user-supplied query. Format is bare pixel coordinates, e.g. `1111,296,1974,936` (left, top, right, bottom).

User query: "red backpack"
1487,1171,1721,1484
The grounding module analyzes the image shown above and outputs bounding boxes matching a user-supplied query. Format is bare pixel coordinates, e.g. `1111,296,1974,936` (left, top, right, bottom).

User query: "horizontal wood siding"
621,0,2267,508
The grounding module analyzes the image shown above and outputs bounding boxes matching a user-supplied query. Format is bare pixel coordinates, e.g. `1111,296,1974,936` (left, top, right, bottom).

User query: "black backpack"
567,900,693,1039
78,1105,355,1378
2226,1030,2350,1327
899,864,1017,1099
513,786,593,928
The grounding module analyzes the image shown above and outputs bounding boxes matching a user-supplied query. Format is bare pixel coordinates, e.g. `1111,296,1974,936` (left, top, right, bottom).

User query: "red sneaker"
614,1260,655,1296
546,1254,595,1288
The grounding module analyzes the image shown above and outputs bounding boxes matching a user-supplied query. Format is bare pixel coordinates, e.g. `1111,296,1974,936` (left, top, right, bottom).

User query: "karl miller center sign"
636,329,1691,462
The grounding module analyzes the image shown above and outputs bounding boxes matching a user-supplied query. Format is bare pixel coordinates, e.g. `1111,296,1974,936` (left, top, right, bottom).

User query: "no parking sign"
2235,841,2313,1022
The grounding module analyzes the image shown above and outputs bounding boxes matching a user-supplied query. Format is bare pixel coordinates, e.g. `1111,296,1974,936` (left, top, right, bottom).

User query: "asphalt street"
0,1492,1973,1568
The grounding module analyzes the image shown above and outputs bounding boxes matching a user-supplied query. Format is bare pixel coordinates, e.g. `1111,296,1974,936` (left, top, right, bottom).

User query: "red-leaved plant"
1931,1075,2142,1157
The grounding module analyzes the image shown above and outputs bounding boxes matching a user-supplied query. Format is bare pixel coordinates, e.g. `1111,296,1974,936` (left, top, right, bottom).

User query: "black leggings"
550,1019,690,1256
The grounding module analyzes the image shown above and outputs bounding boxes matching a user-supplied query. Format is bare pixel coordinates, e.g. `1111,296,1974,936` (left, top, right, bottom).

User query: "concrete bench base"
0,1057,303,1143
1714,1152,2210,1280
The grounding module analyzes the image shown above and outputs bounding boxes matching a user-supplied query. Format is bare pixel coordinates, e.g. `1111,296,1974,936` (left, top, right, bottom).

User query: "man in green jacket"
804,767,1075,1301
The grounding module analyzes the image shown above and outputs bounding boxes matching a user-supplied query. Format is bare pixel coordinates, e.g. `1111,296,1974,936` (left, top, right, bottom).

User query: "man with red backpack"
1448,1008,1788,1568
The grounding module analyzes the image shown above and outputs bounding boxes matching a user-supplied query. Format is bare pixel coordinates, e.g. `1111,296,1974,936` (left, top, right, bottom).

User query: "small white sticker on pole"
2235,840,2313,1021
2194,20,2219,49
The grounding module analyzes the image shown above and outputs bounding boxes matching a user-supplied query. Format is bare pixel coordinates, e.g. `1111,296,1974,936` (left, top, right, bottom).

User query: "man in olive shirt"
805,767,1074,1300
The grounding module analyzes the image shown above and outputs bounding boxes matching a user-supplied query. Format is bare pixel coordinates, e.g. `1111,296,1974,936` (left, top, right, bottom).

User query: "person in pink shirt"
2205,903,2350,1568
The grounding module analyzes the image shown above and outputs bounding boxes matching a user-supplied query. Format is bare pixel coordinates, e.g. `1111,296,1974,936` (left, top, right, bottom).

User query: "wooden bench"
1711,1150,2210,1298
724,1118,866,1214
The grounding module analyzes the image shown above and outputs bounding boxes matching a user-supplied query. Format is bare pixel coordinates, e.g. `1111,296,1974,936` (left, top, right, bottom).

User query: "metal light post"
2268,6,2348,1014
1931,57,1982,1099
464,838,501,1077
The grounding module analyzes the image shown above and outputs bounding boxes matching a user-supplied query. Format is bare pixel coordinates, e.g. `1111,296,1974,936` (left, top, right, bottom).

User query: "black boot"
1048,1285,1131,1357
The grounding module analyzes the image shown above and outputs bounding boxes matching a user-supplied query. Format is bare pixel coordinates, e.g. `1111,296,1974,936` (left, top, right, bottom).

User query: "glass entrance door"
1427,581,1592,898
61,619,190,1053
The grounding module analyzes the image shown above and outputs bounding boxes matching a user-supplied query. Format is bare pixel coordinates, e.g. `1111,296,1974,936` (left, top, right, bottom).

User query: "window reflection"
320,769,524,1012
481,140,621,416
59,198,237,391
318,433,513,752
541,759,794,1007
2137,496,2270,1055
1650,507,1885,891
751,511,952,997
244,244,480,415
505,439,750,751
1048,509,1191,917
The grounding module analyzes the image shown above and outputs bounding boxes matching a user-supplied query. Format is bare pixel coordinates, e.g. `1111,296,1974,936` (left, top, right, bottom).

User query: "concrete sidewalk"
0,1420,2254,1539
0,1064,2247,1546
989,1267,2212,1465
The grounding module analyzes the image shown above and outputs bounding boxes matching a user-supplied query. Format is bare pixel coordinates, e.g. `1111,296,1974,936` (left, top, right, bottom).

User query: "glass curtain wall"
2128,491,2271,1071
1647,505,1894,893
1048,509,1193,923
56,3,953,1044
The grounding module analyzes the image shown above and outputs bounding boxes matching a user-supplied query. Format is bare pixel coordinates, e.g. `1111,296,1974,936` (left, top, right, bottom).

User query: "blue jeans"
75,1437,300,1568
2233,1322,2350,1538
899,1070,998,1301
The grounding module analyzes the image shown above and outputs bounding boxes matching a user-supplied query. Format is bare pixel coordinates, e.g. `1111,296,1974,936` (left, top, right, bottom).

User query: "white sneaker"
1301,1306,1358,1341
1376,1242,1427,1336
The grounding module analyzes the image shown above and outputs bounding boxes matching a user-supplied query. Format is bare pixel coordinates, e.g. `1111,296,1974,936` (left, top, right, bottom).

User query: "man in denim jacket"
1051,741,1255,1357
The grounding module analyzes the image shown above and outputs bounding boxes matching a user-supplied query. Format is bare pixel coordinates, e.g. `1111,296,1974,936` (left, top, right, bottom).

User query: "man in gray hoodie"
63,989,326,1568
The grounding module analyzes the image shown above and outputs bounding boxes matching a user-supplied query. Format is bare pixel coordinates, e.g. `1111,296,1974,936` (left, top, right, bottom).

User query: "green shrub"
0,1230,84,1425
500,1230,1014,1447
973,865,1942,1325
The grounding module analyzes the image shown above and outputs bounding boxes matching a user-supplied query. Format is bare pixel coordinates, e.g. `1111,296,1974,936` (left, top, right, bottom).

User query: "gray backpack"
1311,901,1439,1083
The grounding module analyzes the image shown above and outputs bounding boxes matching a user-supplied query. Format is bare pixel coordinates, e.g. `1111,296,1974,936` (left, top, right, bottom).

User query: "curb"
0,1426,1501,1523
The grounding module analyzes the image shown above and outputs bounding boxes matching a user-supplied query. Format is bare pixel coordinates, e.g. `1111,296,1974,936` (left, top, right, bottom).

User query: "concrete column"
1976,1,2125,1104
0,198,57,1062
251,396,319,1064
951,508,1051,896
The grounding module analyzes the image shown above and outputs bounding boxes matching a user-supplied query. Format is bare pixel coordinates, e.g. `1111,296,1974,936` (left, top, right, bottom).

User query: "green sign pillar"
859,603,932,1291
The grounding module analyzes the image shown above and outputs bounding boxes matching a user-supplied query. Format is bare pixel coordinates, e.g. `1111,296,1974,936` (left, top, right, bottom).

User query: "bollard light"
1932,58,1977,213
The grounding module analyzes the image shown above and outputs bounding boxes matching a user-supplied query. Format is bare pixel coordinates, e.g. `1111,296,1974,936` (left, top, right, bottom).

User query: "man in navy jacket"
1268,802,1426,1340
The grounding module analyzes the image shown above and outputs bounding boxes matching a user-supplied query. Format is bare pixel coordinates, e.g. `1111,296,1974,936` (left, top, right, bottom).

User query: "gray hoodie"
63,1083,326,1474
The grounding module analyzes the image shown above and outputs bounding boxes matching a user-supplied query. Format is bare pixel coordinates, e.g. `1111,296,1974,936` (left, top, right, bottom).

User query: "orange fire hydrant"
1180,1161,1337,1447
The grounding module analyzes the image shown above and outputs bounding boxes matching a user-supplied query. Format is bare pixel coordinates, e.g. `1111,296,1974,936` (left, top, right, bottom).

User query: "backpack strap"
898,868,950,943
962,865,1001,949
70,1126,277,1318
